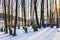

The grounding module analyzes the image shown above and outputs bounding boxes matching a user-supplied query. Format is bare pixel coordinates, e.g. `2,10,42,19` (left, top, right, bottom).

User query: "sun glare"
57,5,60,9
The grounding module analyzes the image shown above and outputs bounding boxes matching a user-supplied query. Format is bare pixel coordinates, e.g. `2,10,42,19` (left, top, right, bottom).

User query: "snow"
52,28,60,40
0,26,59,40
52,32,60,40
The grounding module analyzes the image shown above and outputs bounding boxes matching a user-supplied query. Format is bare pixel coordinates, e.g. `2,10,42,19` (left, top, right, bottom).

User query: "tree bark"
34,0,39,26
46,0,49,26
3,0,8,33
8,0,12,35
13,0,18,36
41,0,45,28
55,0,59,28
11,0,13,27
21,0,24,27
50,0,52,28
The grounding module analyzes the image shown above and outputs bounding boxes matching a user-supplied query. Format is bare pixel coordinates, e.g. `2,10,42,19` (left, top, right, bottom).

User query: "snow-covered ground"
0,26,60,40
52,28,60,40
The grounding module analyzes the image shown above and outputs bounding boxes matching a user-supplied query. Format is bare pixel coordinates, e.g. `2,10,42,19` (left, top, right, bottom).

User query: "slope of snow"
52,28,60,40
0,26,58,40
26,27,57,40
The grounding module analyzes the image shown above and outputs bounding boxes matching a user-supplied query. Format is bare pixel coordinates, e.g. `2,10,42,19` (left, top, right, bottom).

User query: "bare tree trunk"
49,0,54,28
31,0,39,31
30,0,35,27
23,0,27,33
50,0,53,28
28,0,29,27
30,0,33,26
11,0,13,27
30,0,35,29
39,0,41,28
21,0,28,33
7,0,12,35
59,0,60,26
46,0,49,27
13,0,18,36
23,0,26,27
41,0,45,28
34,0,39,27
55,0,59,28
3,0,8,33
21,0,24,27
59,0,60,16
0,0,1,5
17,0,20,29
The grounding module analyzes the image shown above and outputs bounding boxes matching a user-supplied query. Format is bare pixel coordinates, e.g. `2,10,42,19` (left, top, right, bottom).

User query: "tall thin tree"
46,0,49,26
3,0,8,33
13,0,18,36
50,0,53,28
11,0,13,27
7,0,12,35
28,0,29,27
55,0,59,28
41,0,45,28
50,0,54,28
30,0,33,26
21,0,24,27
17,0,20,29
34,0,39,27
23,0,27,33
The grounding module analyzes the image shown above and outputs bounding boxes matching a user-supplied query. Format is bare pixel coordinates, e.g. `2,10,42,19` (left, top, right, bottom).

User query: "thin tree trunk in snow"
3,0,8,33
41,0,45,27
13,0,18,36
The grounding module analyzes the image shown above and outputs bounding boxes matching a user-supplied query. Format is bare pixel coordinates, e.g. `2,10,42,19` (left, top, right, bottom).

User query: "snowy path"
0,27,58,40
52,28,60,40
26,27,57,40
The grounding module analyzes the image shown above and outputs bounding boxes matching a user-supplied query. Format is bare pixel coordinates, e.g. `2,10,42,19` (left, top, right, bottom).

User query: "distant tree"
34,0,39,26
11,0,13,27
50,0,54,28
50,0,52,28
8,0,10,34
30,0,33,29
28,0,29,27
41,0,45,28
31,0,39,31
21,0,28,33
30,0,33,26
3,0,8,33
21,0,24,27
23,0,27,33
59,0,60,15
31,0,38,31
30,0,36,29
39,0,42,28
59,0,60,14
17,0,20,29
13,0,18,36
0,0,1,5
7,0,13,35
46,0,49,27
55,0,59,28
